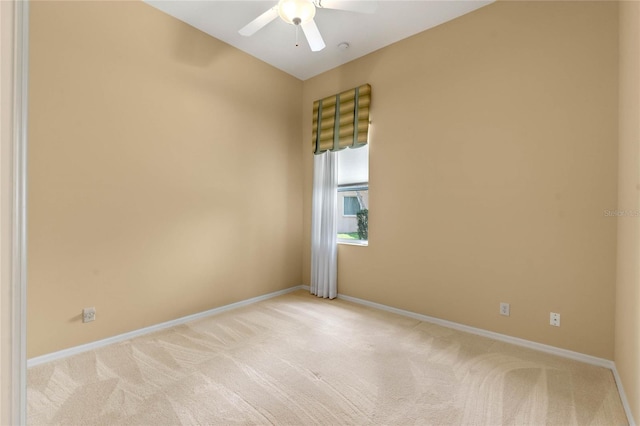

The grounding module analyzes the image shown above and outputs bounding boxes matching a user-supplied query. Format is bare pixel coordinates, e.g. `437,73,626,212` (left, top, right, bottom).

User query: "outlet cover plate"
550,312,560,327
500,302,510,316
83,307,96,323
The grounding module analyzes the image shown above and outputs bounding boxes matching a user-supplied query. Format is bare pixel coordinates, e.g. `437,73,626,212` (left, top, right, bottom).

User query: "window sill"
337,240,368,247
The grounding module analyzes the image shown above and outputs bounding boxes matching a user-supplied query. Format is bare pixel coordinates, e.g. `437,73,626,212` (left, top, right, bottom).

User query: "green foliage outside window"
357,209,368,240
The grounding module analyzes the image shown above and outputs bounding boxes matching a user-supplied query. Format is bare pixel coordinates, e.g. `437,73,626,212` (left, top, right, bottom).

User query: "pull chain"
293,16,302,47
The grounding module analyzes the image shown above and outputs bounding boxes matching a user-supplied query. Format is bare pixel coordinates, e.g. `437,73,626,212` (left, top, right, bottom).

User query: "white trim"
337,293,635,425
28,285,305,367
12,1,28,424
27,284,635,426
337,239,368,246
337,293,613,367
612,364,637,426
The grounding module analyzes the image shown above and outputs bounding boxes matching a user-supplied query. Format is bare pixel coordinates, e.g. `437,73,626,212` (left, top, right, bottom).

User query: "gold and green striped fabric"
312,84,371,154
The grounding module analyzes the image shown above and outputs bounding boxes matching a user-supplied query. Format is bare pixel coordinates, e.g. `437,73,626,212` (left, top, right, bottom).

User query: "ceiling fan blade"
301,19,326,52
316,0,378,14
239,6,279,36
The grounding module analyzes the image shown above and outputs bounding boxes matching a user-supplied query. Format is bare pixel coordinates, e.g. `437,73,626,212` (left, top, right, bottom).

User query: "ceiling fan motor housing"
278,0,316,25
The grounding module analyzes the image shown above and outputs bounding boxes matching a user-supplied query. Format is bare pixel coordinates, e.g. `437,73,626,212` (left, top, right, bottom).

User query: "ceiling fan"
239,0,378,52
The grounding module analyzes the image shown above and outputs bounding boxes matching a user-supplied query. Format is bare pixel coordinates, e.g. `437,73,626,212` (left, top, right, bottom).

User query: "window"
337,145,368,245
343,196,360,216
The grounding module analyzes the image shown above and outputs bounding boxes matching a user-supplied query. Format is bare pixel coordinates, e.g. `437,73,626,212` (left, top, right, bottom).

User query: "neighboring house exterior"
337,187,368,234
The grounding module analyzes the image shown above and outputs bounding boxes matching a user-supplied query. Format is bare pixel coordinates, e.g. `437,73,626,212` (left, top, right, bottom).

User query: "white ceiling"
145,1,493,80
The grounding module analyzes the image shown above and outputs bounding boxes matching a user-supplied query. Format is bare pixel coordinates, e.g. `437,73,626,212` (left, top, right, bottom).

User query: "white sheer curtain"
311,150,338,299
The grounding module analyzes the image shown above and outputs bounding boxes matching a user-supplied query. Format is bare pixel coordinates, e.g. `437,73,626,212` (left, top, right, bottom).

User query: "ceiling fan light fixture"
278,0,316,25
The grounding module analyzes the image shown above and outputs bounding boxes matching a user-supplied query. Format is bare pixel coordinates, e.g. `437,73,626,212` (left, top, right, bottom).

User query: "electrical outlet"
500,302,510,316
550,312,560,327
83,307,96,323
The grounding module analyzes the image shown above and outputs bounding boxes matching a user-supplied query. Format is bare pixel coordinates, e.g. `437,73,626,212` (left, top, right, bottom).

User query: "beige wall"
1,1,16,423
27,1,303,358
303,1,619,359
25,0,631,401
616,0,640,422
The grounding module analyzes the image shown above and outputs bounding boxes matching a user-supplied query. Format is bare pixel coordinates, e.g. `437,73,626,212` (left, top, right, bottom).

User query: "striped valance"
312,84,371,155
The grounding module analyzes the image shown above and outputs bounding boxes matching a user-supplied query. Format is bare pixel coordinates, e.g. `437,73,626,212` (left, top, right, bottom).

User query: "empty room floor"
27,290,628,425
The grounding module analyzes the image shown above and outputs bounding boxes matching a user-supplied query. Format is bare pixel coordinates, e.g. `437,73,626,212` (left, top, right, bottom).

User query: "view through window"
337,145,369,244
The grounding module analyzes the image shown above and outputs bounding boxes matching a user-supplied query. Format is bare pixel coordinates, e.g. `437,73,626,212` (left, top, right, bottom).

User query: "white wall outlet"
500,302,510,316
550,312,560,327
83,307,96,323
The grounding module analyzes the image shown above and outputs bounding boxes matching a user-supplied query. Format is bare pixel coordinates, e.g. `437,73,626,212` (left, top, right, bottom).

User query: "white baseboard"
27,284,635,426
27,285,306,368
337,293,635,426
336,294,613,367
612,363,637,426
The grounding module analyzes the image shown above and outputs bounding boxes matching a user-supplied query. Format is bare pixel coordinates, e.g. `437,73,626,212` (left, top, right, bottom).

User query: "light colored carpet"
28,290,628,425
